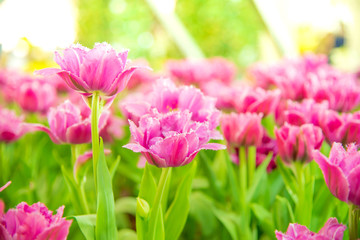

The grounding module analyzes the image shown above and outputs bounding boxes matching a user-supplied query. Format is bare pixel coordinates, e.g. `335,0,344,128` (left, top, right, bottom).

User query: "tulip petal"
108,67,137,96
57,70,90,93
0,224,11,240
347,165,360,206
318,217,346,240
313,150,349,202
123,143,148,153
66,121,92,144
35,220,72,240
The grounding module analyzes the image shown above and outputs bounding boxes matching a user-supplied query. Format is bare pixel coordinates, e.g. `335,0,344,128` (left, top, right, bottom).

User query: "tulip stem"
148,167,172,239
349,204,360,240
91,91,101,190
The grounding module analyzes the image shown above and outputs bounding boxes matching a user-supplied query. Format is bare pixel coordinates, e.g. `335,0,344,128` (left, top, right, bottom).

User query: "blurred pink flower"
167,57,236,86
275,217,346,240
275,123,323,165
17,79,57,114
233,87,281,116
100,115,126,143
0,108,38,143
318,110,360,145
124,110,225,168
313,143,360,205
37,42,139,97
126,59,159,90
284,99,329,126
200,80,236,109
121,79,222,139
221,112,264,148
306,71,360,112
36,100,109,144
0,202,72,240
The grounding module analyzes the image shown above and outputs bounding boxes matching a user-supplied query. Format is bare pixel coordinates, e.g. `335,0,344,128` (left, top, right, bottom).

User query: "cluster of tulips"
0,42,359,240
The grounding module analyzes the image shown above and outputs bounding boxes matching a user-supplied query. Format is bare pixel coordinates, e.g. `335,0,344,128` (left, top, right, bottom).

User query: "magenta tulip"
233,87,281,116
0,202,72,240
284,99,329,126
275,123,323,165
221,112,264,147
124,110,225,167
313,143,360,205
37,42,139,97
275,217,346,240
0,108,38,143
36,100,109,144
17,79,57,113
121,79,222,139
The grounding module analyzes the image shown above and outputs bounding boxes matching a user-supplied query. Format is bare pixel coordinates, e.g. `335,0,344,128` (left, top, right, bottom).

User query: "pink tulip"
275,217,346,240
36,100,109,144
124,110,225,167
317,110,360,145
275,123,324,165
37,42,139,97
17,79,57,113
313,143,360,205
221,112,264,148
167,57,236,86
233,87,281,116
126,59,159,90
284,99,329,126
0,202,72,240
200,80,236,109
121,79,222,139
306,71,360,112
0,108,38,143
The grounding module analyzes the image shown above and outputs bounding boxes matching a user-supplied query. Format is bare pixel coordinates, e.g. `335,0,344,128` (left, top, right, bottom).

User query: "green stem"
247,146,256,187
294,161,305,225
239,146,247,212
91,91,101,190
70,144,90,214
148,167,172,239
349,204,359,240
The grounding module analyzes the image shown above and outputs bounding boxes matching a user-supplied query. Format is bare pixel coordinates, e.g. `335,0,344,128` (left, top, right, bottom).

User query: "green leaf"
115,197,137,215
110,155,121,180
276,157,298,203
70,214,96,240
199,152,224,201
189,192,217,236
273,196,295,232
250,203,274,237
61,166,83,214
261,114,276,138
223,151,240,210
96,139,117,240
117,229,137,240
136,163,157,240
165,161,197,240
213,208,239,240
246,152,272,203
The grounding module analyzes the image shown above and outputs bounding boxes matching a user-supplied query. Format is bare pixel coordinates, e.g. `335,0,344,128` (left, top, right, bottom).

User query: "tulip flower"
36,100,109,144
17,79,57,113
0,202,72,240
37,42,139,97
284,99,329,126
167,57,236,86
0,108,38,143
221,112,264,148
275,217,346,240
275,123,324,165
313,143,360,206
124,110,225,167
121,79,222,139
233,87,281,116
